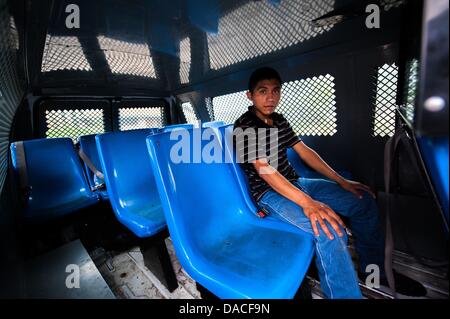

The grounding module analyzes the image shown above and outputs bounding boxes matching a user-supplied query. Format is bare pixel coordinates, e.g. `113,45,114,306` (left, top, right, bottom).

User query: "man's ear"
246,91,253,101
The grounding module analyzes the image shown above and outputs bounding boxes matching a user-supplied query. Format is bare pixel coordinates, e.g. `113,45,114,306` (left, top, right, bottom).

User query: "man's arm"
254,160,345,239
292,142,375,199
292,142,346,184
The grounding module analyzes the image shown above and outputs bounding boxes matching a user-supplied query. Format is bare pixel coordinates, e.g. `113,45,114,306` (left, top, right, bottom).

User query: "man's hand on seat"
338,179,376,199
301,199,346,240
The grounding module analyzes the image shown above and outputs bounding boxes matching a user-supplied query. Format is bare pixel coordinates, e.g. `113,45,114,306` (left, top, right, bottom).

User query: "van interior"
0,0,448,299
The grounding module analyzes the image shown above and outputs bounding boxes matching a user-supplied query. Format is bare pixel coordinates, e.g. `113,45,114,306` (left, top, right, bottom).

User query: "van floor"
93,238,449,299
95,238,200,299
93,237,325,299
92,237,448,299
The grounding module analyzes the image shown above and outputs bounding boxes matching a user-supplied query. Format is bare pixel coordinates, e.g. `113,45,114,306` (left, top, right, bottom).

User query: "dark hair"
248,67,282,92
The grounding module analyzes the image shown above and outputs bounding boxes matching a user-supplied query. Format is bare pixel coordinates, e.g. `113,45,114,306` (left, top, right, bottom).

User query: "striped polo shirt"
233,106,301,202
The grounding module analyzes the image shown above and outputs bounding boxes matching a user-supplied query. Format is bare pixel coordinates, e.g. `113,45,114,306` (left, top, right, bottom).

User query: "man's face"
246,79,281,117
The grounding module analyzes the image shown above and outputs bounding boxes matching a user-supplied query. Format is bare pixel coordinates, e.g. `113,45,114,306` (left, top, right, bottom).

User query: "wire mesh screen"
212,90,249,124
279,74,337,136
373,63,398,137
210,74,337,135
41,34,157,78
181,102,198,124
205,97,215,121
0,0,23,192
45,108,106,142
403,59,419,123
118,106,165,131
208,0,334,70
180,37,191,84
0,0,24,192
98,35,156,78
41,35,92,72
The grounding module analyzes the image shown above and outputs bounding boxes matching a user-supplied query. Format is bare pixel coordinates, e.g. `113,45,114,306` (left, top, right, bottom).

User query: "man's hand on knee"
301,199,346,240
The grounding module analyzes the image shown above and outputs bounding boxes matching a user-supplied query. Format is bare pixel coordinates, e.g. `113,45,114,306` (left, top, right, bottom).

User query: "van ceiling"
14,0,403,96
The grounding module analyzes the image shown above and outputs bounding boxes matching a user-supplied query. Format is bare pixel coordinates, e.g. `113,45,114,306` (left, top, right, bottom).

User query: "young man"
233,67,426,298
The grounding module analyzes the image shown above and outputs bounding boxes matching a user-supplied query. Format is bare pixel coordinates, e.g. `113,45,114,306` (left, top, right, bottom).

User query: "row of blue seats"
9,122,223,224
10,121,335,298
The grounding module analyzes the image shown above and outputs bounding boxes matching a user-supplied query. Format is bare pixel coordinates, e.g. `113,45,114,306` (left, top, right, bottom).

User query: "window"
211,90,249,124
118,106,165,131
210,74,337,136
45,108,106,142
207,0,334,70
403,59,419,123
0,4,23,193
373,63,398,137
180,37,191,84
181,102,198,124
278,74,337,136
205,97,215,121
98,35,156,78
41,35,92,72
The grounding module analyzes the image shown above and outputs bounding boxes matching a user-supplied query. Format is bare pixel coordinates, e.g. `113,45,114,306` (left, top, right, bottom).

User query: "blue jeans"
258,177,385,299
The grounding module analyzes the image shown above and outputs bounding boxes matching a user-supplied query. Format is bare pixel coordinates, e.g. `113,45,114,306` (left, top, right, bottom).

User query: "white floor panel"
97,238,200,299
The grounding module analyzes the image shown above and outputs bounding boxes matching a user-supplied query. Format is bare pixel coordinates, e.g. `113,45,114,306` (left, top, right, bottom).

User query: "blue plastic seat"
161,123,194,132
287,147,353,180
95,128,166,237
10,138,99,223
202,121,225,128
218,124,264,215
146,127,314,298
78,134,109,200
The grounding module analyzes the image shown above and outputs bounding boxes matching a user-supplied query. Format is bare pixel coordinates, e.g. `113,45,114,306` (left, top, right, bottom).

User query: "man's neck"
252,107,272,124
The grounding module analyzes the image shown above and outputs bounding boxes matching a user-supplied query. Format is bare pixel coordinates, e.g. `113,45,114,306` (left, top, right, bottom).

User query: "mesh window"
45,108,106,142
41,35,92,72
118,107,165,131
205,97,215,121
210,74,337,135
212,90,249,124
208,0,334,70
180,37,191,84
181,102,198,124
98,35,156,78
373,63,398,137
403,59,419,123
0,0,24,193
278,74,337,136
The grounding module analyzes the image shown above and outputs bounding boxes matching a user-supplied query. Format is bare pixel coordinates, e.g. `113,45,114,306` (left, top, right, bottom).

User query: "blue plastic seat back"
78,134,109,199
286,147,312,176
148,128,248,244
219,124,260,214
202,121,225,128
10,138,99,223
95,128,166,237
146,127,314,298
417,136,449,224
287,147,353,180
161,123,194,132
219,125,307,217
